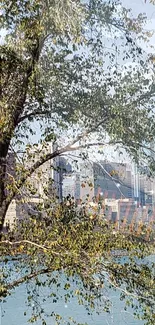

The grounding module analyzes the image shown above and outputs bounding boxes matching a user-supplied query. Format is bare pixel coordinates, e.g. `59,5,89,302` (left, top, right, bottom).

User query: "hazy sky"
122,0,155,16
121,0,155,54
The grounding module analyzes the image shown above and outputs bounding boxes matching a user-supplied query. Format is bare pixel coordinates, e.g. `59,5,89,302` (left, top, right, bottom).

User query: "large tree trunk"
0,142,10,236
0,42,42,238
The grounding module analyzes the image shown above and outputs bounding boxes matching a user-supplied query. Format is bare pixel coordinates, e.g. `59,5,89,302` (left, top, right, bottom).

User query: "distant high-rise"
61,160,135,202
23,142,64,199
133,164,139,201
62,173,80,199
61,161,94,202
57,157,73,201
94,161,134,200
79,162,94,201
132,162,155,207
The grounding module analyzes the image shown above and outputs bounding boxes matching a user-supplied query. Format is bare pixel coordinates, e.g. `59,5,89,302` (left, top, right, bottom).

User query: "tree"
1,0,155,231
0,0,155,324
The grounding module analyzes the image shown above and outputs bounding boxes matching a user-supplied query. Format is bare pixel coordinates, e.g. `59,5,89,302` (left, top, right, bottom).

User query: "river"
1,255,154,325
1,283,144,325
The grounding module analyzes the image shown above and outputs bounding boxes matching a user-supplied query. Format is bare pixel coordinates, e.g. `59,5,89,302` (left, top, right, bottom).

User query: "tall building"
133,162,155,207
133,164,139,201
4,142,64,228
62,173,80,199
23,142,62,199
94,161,134,200
58,157,73,201
61,161,94,202
79,162,94,201
61,160,134,203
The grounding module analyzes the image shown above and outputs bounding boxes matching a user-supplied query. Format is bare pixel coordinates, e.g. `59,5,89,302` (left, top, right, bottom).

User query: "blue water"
1,255,154,325
0,276,144,325
1,283,144,325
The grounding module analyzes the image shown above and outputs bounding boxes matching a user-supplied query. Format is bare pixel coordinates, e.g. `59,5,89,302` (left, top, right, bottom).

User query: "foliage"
0,200,155,324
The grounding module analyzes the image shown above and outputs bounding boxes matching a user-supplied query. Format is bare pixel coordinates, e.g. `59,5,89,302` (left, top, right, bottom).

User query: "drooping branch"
104,273,155,304
67,141,113,152
1,267,52,295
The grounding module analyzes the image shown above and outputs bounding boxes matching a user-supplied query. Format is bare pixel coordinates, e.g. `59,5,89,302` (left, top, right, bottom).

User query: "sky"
122,0,155,53
122,0,155,16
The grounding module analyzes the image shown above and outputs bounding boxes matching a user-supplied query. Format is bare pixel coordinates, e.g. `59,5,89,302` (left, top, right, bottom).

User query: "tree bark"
0,142,10,235
0,42,41,237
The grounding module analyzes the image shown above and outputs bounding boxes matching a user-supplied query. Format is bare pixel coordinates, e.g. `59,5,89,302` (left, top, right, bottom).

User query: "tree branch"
3,118,154,229
1,134,116,220
17,109,50,124
0,239,59,253
1,267,52,294
105,274,154,304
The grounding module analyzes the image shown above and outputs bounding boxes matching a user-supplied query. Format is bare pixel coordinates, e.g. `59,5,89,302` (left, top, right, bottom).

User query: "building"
79,162,94,201
61,161,94,202
4,142,62,228
23,142,63,199
62,173,80,199
133,163,155,207
58,157,73,201
94,161,134,200
4,200,17,230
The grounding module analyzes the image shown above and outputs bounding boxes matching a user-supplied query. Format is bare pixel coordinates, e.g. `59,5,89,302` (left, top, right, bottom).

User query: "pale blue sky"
122,0,155,16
